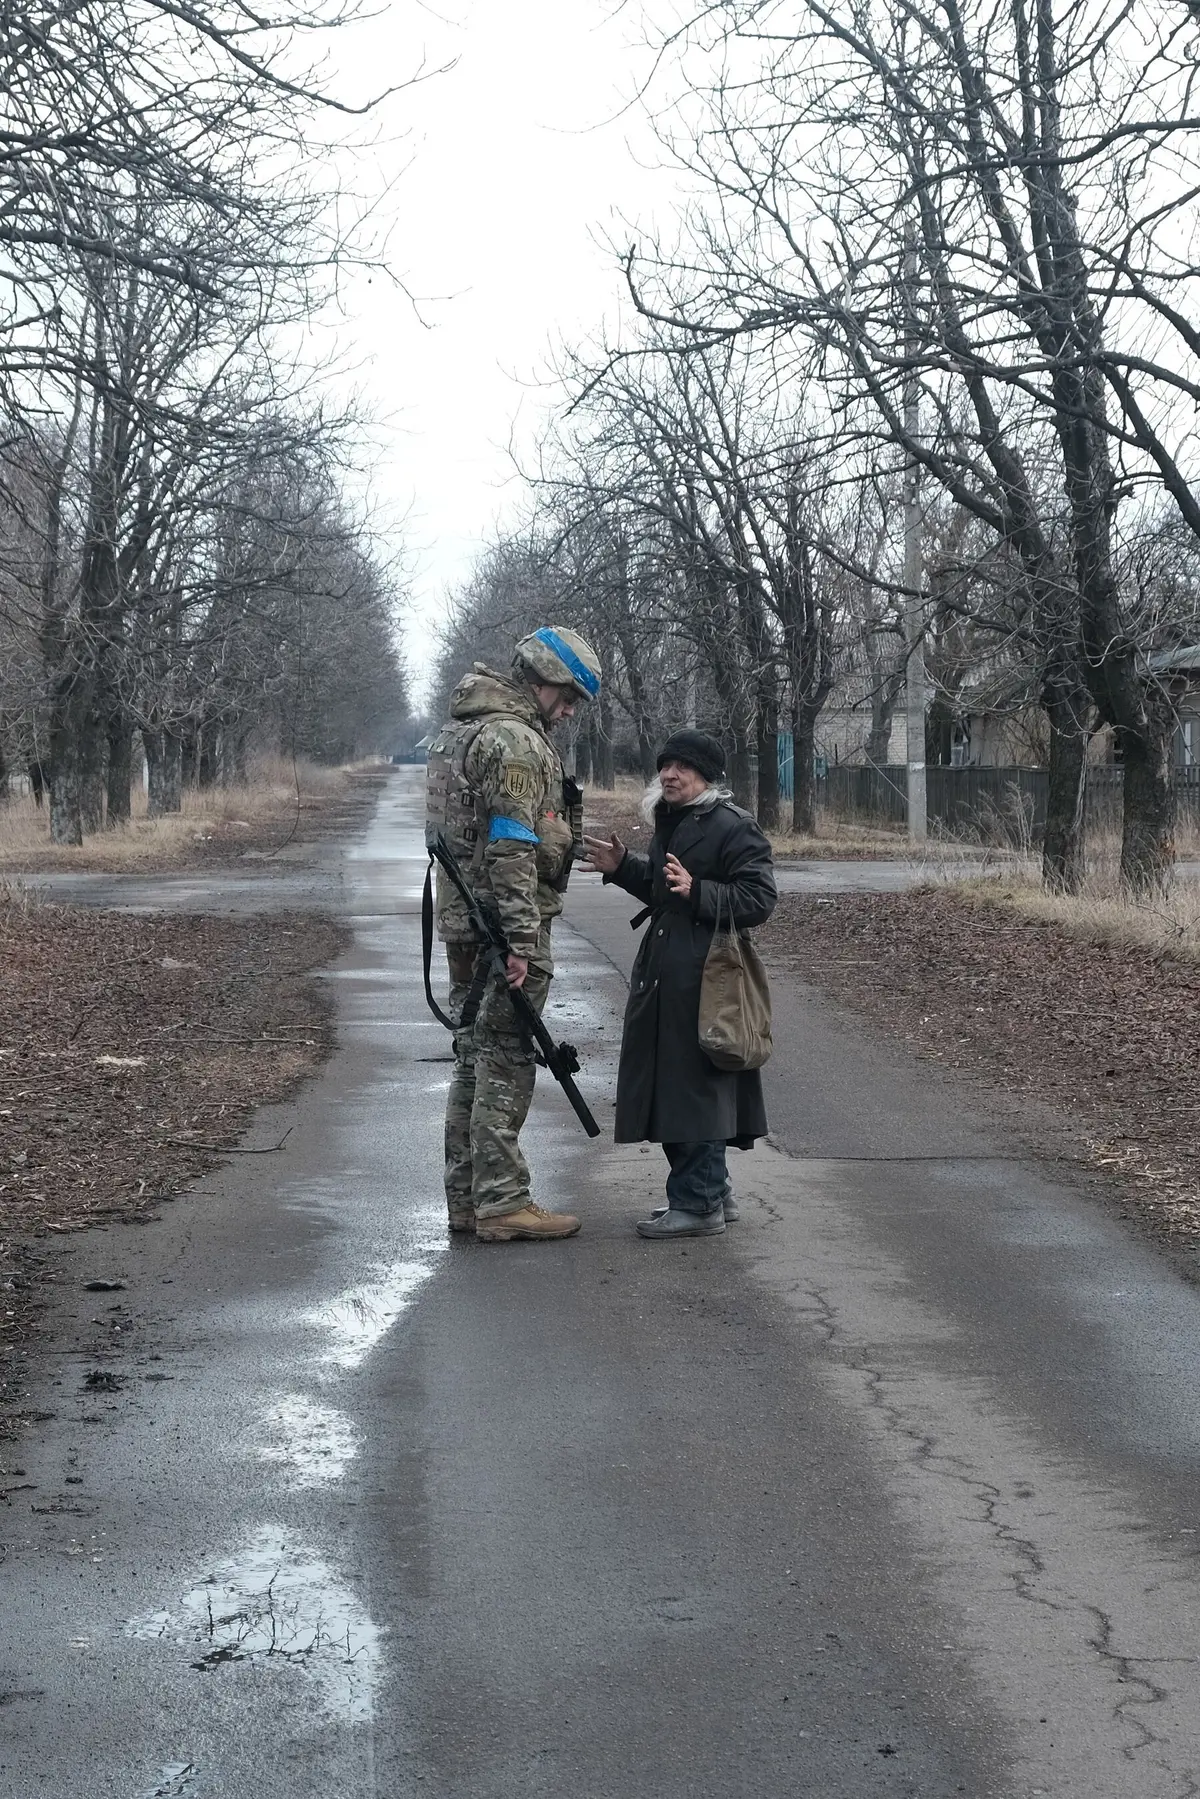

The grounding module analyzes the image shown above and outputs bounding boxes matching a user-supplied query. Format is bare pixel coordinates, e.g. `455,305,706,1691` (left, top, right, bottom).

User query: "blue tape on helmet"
533,628,600,697
489,815,540,844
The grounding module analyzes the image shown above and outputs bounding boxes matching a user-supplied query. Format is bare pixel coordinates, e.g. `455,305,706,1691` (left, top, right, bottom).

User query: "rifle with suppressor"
421,830,601,1138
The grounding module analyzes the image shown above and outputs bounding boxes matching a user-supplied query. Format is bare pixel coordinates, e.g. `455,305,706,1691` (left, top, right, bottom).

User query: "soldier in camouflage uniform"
425,627,602,1242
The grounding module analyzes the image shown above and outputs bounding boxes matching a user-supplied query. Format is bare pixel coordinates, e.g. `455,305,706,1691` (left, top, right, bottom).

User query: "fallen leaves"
0,901,347,1371
762,888,1200,1249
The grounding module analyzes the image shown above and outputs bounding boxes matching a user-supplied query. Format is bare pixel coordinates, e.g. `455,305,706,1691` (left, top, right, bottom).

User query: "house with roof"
1147,646,1200,767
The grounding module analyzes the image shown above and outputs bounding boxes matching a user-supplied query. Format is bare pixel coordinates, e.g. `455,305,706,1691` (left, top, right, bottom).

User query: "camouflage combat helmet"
513,627,601,702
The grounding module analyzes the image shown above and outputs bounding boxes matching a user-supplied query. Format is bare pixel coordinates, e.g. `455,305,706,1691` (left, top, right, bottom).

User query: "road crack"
797,1279,1200,1788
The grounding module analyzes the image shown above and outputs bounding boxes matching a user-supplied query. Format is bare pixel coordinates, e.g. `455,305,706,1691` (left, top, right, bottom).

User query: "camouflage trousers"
443,930,553,1219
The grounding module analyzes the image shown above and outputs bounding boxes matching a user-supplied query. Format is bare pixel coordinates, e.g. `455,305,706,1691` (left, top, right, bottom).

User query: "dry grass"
587,774,937,861
767,816,905,857
766,817,1004,861
587,773,1200,881
947,865,1200,963
0,754,356,871
937,800,1200,862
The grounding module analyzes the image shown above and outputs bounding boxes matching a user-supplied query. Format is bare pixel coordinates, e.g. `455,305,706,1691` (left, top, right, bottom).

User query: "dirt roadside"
761,888,1200,1262
0,774,389,1435
0,760,385,876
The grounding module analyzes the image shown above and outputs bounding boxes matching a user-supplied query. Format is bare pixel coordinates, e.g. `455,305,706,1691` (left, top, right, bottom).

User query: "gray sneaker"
651,1190,738,1223
636,1208,726,1239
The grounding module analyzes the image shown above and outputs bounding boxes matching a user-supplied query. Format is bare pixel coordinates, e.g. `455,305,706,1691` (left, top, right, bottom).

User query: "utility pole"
903,233,927,844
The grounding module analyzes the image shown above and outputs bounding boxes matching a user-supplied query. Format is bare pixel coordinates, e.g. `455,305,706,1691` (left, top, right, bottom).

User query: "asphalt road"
20,852,1200,913
4,770,1200,1798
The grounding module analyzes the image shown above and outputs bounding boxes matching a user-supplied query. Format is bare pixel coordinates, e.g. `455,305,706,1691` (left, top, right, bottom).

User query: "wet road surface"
13,826,1200,914
4,770,1200,1796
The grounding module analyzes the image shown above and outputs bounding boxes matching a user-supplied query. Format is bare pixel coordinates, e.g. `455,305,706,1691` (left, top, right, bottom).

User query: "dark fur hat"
655,729,726,784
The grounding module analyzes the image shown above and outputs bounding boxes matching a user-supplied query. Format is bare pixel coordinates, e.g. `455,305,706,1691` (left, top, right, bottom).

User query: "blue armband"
489,816,539,844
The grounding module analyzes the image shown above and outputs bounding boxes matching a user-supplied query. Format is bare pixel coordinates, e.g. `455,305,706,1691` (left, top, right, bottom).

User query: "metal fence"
775,736,1200,841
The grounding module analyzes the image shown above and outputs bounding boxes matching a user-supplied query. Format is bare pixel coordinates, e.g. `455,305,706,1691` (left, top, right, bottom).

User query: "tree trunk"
617,626,658,779
1041,700,1088,893
780,488,835,832
219,717,248,786
49,761,83,845
595,685,615,790
79,703,108,833
144,726,183,816
710,653,755,808
636,722,656,782
865,714,892,768
792,705,818,834
1119,718,1176,894
179,721,199,789
728,725,753,810
105,709,134,825
28,756,45,808
46,671,88,846
755,691,779,830
578,719,594,785
865,650,905,766
48,712,84,846
198,718,219,788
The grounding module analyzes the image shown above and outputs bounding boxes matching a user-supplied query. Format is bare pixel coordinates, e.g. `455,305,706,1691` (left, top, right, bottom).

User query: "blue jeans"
662,1141,729,1217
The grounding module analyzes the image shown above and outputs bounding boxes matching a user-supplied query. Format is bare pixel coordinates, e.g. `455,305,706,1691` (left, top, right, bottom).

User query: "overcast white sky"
325,1,677,702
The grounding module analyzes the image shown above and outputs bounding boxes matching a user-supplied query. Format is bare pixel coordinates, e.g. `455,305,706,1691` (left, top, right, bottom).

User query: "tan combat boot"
475,1203,581,1243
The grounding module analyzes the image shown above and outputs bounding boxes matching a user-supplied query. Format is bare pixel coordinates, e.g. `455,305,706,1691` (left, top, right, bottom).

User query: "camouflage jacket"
426,665,580,960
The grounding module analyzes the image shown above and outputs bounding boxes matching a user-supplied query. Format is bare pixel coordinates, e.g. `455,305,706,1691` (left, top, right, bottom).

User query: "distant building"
819,642,1200,771
1147,647,1200,767
391,731,436,765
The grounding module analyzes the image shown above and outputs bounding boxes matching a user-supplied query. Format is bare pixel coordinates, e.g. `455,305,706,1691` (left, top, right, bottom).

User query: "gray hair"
640,776,733,822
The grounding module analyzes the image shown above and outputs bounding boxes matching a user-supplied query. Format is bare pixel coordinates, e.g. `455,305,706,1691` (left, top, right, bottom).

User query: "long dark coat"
609,798,777,1145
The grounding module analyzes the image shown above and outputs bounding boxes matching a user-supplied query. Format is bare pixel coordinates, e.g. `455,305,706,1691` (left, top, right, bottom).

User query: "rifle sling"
422,854,534,1046
421,860,457,1031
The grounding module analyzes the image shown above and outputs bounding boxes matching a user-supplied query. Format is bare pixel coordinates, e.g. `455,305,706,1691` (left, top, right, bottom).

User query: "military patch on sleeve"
503,763,534,800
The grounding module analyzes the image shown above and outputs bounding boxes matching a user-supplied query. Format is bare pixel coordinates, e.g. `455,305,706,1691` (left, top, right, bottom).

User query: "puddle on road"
139,1764,196,1798
305,1248,445,1371
257,1394,359,1488
128,1527,380,1722
546,995,609,1033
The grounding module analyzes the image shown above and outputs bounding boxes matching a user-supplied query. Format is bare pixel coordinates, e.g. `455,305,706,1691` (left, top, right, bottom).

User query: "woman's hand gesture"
663,853,693,899
581,831,626,875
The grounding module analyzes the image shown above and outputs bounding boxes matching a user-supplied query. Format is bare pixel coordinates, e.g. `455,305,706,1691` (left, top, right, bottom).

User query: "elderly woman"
582,729,777,1238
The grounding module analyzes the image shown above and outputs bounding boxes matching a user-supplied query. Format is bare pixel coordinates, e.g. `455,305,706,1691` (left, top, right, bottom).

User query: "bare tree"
624,0,1200,887
0,0,426,835
549,333,847,827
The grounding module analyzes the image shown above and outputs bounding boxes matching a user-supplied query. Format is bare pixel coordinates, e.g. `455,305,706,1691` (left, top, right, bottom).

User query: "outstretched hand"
581,831,626,875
